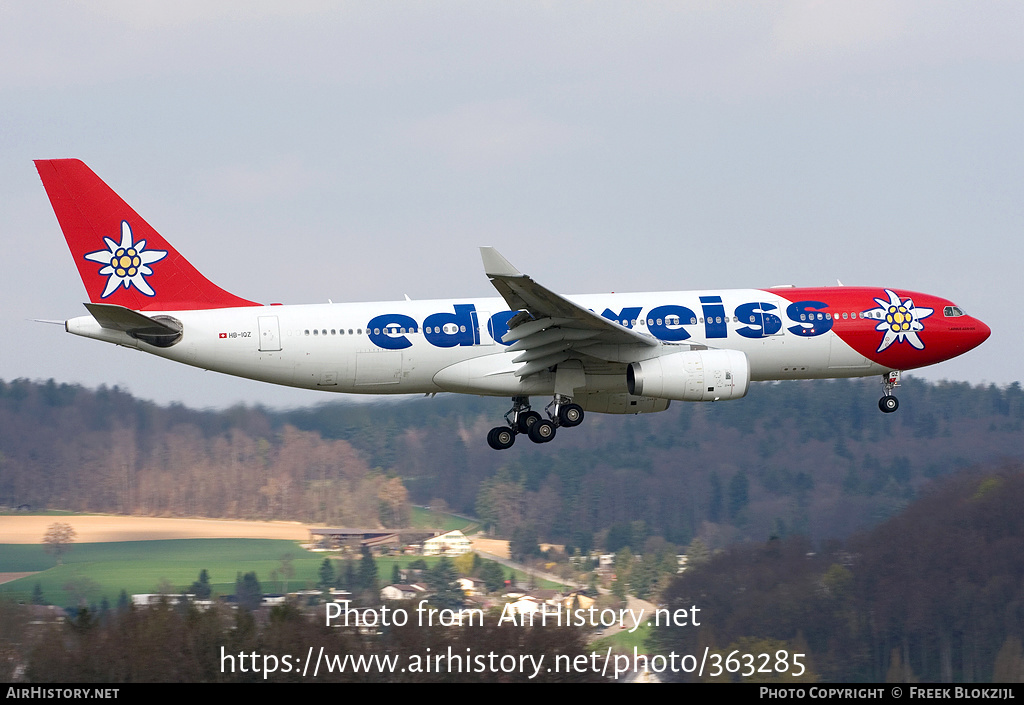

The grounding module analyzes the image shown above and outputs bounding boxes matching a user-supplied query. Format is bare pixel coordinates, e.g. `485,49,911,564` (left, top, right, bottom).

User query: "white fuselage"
66,289,887,399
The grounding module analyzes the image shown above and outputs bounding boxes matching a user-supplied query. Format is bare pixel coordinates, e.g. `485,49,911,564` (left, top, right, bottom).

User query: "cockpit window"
943,306,965,317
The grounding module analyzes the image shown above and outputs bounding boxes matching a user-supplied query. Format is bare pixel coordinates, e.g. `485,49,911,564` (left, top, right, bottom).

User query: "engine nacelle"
627,349,750,402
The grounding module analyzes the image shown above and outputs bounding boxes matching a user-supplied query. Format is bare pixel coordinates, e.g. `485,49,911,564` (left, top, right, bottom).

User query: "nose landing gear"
486,394,585,450
878,371,900,413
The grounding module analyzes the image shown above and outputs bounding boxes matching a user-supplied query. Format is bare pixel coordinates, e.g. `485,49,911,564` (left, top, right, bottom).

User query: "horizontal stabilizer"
83,303,182,347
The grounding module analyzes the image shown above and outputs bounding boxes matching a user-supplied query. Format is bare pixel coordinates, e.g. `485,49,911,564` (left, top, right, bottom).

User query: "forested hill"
655,462,1024,682
1,376,1022,547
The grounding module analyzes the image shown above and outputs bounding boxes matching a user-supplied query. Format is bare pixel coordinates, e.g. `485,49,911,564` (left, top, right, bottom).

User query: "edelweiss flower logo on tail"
863,289,934,353
84,221,167,297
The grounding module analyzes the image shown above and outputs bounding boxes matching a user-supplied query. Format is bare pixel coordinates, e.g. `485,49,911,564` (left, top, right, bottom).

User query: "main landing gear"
878,370,900,413
487,395,584,450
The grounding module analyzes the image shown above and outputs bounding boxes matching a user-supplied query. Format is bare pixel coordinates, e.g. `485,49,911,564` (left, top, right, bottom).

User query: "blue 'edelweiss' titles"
862,289,933,353
365,289,936,353
84,221,167,298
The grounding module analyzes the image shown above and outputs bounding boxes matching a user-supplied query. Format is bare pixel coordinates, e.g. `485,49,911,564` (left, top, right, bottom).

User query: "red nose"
961,317,991,353
972,318,992,347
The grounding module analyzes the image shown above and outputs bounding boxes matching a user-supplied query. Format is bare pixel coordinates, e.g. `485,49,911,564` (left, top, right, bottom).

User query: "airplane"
35,159,991,450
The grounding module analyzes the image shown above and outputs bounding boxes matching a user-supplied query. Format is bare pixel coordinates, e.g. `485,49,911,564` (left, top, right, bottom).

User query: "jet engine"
626,349,750,402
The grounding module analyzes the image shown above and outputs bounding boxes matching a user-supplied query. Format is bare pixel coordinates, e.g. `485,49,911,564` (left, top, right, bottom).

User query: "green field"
0,539,453,608
409,506,478,533
591,621,653,653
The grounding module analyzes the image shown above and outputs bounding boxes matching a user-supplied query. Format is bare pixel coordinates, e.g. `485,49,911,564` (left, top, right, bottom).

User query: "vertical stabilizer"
36,159,259,311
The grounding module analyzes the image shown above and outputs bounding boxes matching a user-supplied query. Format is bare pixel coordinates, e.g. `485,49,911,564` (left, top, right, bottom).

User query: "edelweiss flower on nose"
84,221,167,297
862,289,934,353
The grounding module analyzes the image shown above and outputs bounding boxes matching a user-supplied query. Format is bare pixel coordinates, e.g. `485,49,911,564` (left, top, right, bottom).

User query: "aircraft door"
741,303,784,338
258,316,282,351
472,311,494,345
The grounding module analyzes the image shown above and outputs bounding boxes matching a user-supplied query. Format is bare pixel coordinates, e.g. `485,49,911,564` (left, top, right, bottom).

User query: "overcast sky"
2,2,1021,409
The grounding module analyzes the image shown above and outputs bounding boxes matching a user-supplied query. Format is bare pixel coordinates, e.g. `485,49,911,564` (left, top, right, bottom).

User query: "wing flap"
515,352,574,378
506,327,600,352
501,317,574,343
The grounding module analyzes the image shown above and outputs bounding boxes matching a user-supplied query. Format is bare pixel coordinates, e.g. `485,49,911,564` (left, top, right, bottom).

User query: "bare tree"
278,553,294,593
43,522,76,565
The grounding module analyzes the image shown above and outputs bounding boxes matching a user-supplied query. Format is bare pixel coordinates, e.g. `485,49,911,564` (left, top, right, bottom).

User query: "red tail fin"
36,159,259,311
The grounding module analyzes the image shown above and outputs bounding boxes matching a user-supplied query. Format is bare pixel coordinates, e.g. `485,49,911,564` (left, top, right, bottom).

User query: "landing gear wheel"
487,426,516,450
879,371,901,413
528,419,556,443
557,403,584,428
516,410,542,434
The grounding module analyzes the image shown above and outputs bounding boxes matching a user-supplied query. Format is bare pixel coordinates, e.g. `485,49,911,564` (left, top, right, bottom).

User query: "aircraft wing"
480,247,659,377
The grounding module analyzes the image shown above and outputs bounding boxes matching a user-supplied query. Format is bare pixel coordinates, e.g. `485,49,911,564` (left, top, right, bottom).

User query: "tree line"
8,599,600,682
2,376,1023,548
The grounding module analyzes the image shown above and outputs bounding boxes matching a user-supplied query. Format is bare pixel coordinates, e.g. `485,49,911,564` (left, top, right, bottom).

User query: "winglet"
480,247,523,278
